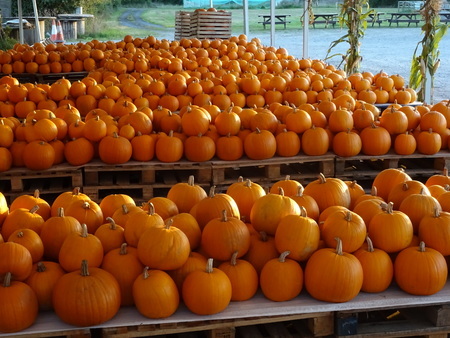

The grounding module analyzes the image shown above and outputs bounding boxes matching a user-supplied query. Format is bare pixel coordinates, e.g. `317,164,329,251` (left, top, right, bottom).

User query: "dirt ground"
146,24,449,104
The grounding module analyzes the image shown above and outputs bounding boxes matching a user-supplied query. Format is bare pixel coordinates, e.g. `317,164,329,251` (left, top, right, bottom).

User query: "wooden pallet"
334,151,450,182
335,304,450,337
100,312,333,338
211,153,335,187
0,164,83,203
0,72,88,84
0,328,91,338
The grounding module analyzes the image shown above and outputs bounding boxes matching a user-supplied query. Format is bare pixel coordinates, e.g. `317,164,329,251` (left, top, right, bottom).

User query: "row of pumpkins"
1,75,450,171
2,167,450,332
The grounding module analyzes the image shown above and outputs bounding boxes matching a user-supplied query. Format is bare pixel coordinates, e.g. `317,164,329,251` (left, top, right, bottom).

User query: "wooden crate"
191,11,232,40
175,11,194,40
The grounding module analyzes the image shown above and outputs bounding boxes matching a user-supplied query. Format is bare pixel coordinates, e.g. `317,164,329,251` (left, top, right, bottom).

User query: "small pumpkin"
182,258,232,315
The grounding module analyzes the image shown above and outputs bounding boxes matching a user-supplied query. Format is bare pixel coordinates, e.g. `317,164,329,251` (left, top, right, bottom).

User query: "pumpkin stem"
285,175,291,181
2,272,12,287
385,202,394,214
119,243,128,255
16,231,24,238
57,207,65,217
318,173,326,184
30,205,40,214
230,251,238,266
277,187,285,196
402,183,409,191
33,189,40,199
165,218,173,229
206,258,214,273
208,185,216,198
121,204,130,214
299,206,307,217
80,224,89,238
80,260,90,277
143,266,150,279
344,211,352,222
296,185,304,196
82,201,91,210
146,202,155,215
187,175,195,186
36,261,47,272
237,176,244,183
366,236,375,253
220,209,228,222
371,186,378,196
244,179,252,187
443,167,449,177
433,207,441,218
279,251,290,262
106,217,117,230
335,237,343,256
419,241,426,252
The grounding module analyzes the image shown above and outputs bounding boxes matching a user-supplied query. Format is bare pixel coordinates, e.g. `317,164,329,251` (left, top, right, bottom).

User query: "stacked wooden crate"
174,10,232,40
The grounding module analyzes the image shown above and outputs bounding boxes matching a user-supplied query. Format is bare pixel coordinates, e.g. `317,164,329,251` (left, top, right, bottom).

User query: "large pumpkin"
303,173,351,213
98,132,132,164
201,209,251,261
394,242,447,295
52,260,121,326
167,175,207,213
372,168,412,202
250,187,300,236
305,238,363,303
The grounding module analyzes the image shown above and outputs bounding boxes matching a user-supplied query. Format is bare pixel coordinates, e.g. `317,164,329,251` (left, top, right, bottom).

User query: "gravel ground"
119,10,449,104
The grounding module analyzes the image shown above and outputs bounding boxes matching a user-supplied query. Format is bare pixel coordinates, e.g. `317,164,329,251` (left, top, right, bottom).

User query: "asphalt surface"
119,11,449,104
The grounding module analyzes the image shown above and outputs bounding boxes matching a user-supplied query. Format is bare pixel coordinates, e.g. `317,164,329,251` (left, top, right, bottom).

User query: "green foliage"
369,0,397,8
12,0,82,16
410,0,448,102
0,28,18,51
325,0,373,75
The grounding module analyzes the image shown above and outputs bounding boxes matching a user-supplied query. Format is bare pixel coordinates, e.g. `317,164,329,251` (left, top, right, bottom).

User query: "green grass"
77,5,409,42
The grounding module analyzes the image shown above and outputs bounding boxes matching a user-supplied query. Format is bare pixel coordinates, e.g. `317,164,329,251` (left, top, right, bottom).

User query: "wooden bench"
258,14,291,29
368,12,386,26
311,13,338,28
388,12,421,26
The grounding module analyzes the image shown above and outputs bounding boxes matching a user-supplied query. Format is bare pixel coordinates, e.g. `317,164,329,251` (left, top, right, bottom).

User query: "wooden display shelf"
4,284,450,338
0,71,88,84
0,163,83,203
174,11,194,40
335,151,450,182
191,11,232,40
210,153,335,187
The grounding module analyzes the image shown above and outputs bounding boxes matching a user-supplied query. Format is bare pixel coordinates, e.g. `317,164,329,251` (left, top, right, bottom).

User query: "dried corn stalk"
410,0,448,103
325,0,373,75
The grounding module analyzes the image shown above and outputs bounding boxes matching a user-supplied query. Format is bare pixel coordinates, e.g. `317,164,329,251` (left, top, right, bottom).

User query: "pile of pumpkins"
1,34,449,173
1,167,450,333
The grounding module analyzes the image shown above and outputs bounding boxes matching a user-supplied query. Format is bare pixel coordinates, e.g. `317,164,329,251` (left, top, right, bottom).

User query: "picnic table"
258,14,291,29
388,12,421,26
311,13,338,28
440,11,450,24
368,12,386,26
